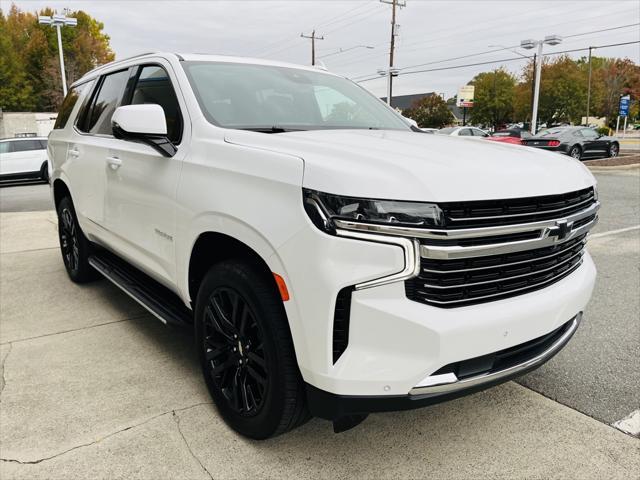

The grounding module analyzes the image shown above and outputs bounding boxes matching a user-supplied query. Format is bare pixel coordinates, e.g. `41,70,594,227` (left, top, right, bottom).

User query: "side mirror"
112,104,176,157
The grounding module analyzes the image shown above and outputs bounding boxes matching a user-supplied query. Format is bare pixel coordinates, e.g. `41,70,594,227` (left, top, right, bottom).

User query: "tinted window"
538,128,566,137
129,66,182,143
182,62,408,131
581,128,598,139
39,139,48,149
472,128,488,137
10,140,44,153
459,129,472,136
54,85,81,129
85,70,130,135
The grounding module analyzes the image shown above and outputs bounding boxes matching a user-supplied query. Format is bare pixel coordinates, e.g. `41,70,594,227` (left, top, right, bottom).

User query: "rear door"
70,69,130,227
103,61,189,285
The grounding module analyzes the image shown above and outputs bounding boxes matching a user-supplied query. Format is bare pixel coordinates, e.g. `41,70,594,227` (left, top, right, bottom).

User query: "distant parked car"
486,129,532,145
522,127,619,160
0,137,49,182
436,126,489,137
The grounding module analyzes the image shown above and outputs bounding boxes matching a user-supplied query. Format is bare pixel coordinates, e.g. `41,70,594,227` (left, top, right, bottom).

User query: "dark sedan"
522,126,619,160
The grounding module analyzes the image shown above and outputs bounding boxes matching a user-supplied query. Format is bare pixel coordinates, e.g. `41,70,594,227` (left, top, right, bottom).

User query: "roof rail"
80,51,159,80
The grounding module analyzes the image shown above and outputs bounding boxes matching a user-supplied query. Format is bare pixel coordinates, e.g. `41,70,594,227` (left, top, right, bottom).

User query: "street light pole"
586,46,593,126
521,35,562,134
39,13,77,97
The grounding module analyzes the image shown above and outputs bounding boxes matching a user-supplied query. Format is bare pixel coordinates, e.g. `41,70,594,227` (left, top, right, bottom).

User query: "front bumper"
307,313,581,420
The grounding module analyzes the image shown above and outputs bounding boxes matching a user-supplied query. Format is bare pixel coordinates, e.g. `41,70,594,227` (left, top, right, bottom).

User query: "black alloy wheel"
60,206,79,273
569,145,582,160
203,287,268,416
56,196,99,283
195,260,309,439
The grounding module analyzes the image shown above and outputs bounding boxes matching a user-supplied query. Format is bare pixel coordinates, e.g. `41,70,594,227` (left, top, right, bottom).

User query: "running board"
89,252,192,325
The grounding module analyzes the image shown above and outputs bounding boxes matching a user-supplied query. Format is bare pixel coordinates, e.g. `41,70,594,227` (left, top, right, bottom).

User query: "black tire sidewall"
195,261,294,439
570,146,581,159
57,196,96,283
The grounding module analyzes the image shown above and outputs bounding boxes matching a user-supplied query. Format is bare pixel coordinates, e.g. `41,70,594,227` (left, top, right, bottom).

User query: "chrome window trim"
409,313,581,396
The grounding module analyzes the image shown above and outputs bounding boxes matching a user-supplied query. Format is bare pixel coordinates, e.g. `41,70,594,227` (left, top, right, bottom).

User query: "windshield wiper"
238,126,305,134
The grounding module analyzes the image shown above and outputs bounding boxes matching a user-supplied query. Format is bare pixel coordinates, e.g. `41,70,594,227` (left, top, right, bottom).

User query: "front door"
103,62,189,286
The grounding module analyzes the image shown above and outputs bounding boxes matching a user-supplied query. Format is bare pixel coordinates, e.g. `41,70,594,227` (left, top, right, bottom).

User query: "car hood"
224,129,595,202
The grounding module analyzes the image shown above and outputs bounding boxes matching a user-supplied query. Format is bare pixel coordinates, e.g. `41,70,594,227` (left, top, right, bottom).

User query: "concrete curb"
587,163,640,172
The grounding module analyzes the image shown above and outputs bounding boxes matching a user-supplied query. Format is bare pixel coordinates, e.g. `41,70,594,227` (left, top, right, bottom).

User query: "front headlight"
303,188,444,234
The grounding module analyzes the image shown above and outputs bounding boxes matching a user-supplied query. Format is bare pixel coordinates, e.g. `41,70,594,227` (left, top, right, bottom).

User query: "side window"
0,142,10,155
472,129,488,137
459,128,472,136
581,128,598,139
54,85,81,129
10,140,43,153
84,70,130,135
129,65,182,144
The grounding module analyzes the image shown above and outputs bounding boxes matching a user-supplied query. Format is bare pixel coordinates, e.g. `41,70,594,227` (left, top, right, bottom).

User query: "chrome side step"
89,252,192,325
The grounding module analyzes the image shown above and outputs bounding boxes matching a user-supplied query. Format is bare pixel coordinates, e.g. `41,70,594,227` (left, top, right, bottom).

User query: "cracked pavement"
0,179,639,479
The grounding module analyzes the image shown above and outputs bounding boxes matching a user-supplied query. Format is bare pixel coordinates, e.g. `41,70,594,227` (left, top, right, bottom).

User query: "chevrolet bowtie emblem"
548,219,573,240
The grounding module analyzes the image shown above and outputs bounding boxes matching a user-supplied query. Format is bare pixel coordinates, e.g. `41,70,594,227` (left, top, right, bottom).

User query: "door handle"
68,148,80,158
106,156,122,170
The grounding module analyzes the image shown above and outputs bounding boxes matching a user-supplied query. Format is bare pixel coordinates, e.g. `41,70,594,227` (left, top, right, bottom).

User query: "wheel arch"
52,178,72,210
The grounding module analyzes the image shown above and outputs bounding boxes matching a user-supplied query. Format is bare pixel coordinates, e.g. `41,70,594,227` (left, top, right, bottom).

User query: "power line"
564,22,639,38
356,40,640,83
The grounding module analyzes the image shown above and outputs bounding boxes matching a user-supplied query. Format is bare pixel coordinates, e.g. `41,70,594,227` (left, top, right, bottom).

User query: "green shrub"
596,126,610,136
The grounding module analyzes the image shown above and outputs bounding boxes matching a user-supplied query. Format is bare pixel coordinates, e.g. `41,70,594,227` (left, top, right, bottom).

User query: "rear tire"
40,162,49,183
195,260,309,439
569,145,582,160
608,142,619,158
56,196,99,283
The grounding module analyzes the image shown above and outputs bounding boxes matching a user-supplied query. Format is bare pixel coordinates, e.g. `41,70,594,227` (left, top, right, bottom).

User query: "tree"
0,5,114,111
468,68,516,130
403,94,453,128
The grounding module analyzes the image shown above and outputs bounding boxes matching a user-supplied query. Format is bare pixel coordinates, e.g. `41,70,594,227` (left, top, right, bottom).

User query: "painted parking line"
589,225,640,239
612,409,640,438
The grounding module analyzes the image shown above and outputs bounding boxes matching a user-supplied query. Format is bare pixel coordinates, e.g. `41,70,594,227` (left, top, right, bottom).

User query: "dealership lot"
1,170,639,479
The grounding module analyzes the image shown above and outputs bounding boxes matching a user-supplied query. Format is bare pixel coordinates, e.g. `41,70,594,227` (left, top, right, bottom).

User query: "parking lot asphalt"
0,171,639,479
0,182,51,213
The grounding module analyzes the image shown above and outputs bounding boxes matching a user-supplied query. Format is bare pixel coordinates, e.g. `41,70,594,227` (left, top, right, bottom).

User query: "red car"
486,129,532,145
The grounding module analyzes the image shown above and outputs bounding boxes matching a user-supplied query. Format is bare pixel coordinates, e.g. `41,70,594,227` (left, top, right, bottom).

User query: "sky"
7,0,640,98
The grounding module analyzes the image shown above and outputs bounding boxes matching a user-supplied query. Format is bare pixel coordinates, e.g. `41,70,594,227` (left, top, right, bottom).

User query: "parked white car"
437,126,489,137
0,137,49,182
48,53,598,439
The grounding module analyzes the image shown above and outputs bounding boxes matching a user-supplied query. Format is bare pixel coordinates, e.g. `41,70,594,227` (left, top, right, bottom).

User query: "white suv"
48,53,598,438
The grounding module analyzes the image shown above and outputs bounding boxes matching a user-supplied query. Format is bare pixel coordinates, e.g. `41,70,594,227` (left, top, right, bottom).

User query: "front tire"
56,196,99,283
195,260,309,439
569,145,582,160
608,142,619,158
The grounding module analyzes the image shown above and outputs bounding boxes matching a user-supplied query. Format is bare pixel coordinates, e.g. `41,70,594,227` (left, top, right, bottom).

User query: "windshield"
181,61,409,132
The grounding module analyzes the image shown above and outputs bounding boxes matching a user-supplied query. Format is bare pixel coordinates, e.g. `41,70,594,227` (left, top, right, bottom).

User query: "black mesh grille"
333,287,353,363
405,234,587,308
439,187,595,229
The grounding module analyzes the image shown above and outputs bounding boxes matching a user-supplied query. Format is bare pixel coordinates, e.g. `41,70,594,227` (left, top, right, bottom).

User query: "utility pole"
530,53,536,127
586,46,593,126
380,0,405,106
39,12,77,97
301,30,324,66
